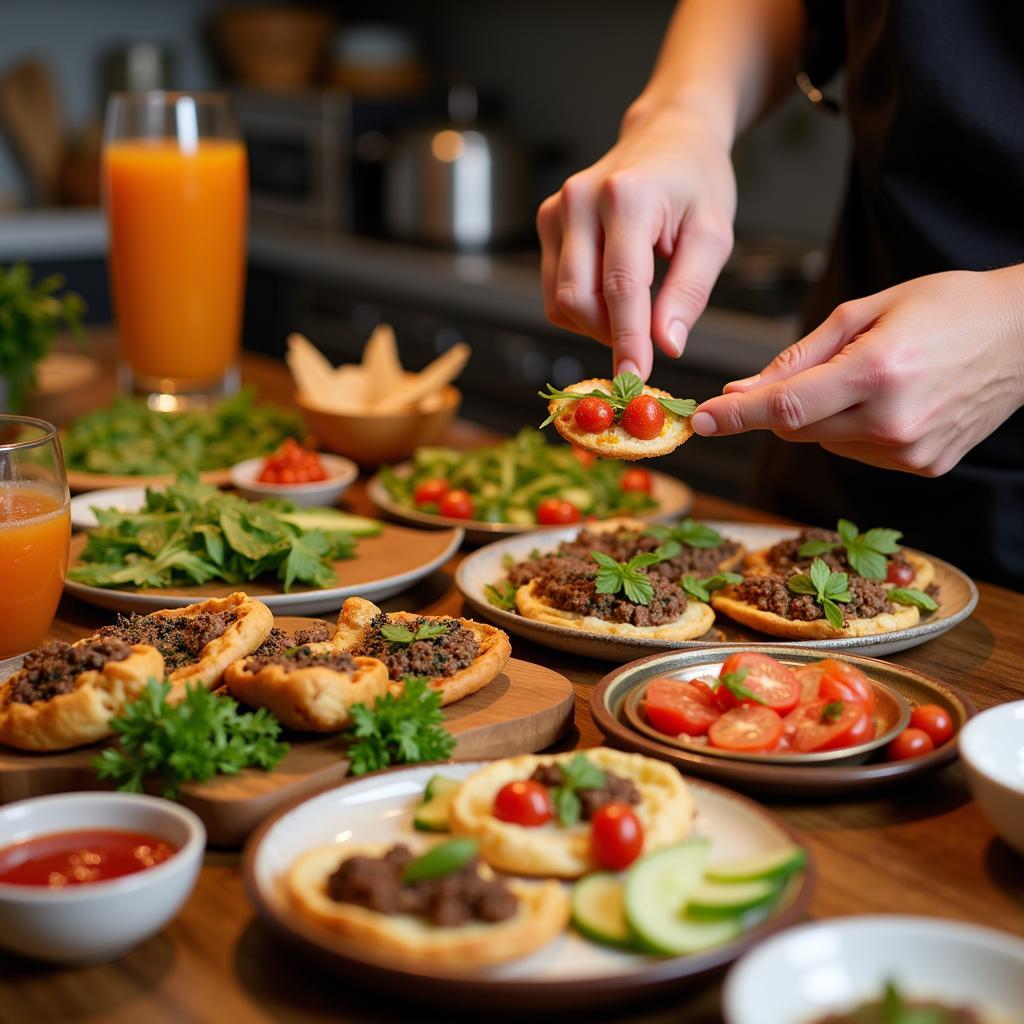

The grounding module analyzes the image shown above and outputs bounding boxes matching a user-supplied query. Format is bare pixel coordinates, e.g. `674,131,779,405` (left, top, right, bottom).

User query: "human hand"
690,268,1024,476
536,103,736,380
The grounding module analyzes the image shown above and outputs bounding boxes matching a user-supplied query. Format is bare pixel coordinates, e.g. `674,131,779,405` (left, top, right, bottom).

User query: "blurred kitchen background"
0,0,849,501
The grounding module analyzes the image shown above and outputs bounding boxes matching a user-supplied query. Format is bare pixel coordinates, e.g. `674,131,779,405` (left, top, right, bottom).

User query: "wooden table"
3,351,1023,1024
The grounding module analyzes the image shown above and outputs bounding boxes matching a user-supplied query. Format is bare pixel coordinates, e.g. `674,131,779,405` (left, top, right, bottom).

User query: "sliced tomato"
785,698,875,752
794,665,824,702
708,706,784,752
716,653,800,715
816,659,876,715
643,677,721,737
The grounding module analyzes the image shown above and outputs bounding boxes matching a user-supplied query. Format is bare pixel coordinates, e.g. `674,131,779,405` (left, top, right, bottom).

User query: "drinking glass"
103,92,248,409
0,416,71,660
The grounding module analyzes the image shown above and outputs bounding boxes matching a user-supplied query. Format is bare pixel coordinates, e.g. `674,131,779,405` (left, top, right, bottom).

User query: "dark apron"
757,0,1024,588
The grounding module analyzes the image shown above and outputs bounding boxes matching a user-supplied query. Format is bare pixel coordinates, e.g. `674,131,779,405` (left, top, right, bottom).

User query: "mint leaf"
846,544,888,581
612,372,645,404
797,538,838,558
380,623,416,644
562,754,606,790
646,519,724,550
552,786,582,827
809,558,831,594
591,551,656,606
681,571,742,602
822,598,846,629
837,518,859,544
787,558,852,626
719,668,766,705
787,572,818,595
888,587,939,612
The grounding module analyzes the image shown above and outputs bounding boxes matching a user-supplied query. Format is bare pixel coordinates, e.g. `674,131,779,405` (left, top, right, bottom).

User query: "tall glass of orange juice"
103,92,248,408
0,417,71,660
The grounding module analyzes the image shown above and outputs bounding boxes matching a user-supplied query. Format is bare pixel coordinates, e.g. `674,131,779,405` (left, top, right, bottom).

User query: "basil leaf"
657,396,697,417
797,538,838,557
562,754,606,790
888,587,939,612
822,598,846,629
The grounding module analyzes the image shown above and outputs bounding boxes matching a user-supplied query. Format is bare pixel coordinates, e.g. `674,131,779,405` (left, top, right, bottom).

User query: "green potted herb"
0,263,85,413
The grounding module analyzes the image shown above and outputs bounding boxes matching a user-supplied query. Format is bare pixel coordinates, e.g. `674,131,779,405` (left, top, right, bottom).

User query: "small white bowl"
230,453,358,507
0,792,204,963
960,700,1024,855
723,915,1024,1024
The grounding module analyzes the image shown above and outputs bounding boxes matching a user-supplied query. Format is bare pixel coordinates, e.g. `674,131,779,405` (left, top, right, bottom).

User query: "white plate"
70,486,147,530
455,521,978,660
243,760,811,1007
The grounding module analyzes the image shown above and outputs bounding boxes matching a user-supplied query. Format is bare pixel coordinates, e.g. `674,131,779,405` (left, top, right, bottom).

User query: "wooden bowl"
297,385,461,467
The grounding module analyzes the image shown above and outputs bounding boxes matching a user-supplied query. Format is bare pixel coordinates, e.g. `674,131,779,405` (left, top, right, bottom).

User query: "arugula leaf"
538,372,697,428
798,519,904,580
888,587,939,612
681,571,743,602
591,550,657,606
645,518,725,550
345,676,455,775
788,558,852,629
92,681,288,799
484,580,518,611
379,621,448,646
549,754,606,826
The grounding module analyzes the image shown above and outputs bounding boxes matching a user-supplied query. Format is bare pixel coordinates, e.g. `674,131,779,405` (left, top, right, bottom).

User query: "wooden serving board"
0,618,575,846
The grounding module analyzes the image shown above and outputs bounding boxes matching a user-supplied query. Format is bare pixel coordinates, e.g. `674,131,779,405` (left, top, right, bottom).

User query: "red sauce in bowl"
0,829,177,888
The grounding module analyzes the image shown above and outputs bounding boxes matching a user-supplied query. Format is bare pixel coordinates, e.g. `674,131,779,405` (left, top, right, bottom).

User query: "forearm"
624,0,806,147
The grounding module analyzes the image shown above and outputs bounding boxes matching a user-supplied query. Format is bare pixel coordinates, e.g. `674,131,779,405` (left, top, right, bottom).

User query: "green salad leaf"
788,557,853,629
539,372,696,427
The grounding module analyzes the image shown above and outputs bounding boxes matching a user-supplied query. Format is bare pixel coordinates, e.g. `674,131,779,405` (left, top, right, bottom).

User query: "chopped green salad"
62,390,306,476
378,428,659,525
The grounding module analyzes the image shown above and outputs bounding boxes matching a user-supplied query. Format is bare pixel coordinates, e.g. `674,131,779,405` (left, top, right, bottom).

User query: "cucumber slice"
572,873,635,949
687,877,779,917
413,775,460,832
279,510,382,537
705,845,807,884
626,839,740,955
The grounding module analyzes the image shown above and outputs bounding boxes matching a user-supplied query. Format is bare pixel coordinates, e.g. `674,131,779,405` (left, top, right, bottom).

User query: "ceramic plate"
367,463,693,546
243,760,813,1009
64,523,463,616
456,521,978,660
592,646,975,796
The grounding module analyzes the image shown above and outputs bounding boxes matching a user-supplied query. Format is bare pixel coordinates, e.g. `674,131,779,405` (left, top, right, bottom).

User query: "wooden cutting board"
0,618,575,846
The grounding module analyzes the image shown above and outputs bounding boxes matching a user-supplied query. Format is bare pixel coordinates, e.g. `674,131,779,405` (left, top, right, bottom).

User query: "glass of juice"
0,417,71,661
103,92,248,409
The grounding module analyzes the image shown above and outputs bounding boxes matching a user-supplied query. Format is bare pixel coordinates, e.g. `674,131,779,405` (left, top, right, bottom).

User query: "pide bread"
449,748,694,878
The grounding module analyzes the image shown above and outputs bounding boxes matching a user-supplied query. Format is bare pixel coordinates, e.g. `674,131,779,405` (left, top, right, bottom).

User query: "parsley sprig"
788,557,853,629
682,571,743,602
798,518,902,580
550,755,606,826
92,681,289,799
379,621,448,646
645,518,725,550
889,587,939,612
538,372,696,428
484,580,518,611
345,676,456,776
591,547,675,606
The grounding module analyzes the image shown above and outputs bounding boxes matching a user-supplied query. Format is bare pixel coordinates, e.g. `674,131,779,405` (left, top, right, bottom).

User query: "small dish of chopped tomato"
230,445,358,507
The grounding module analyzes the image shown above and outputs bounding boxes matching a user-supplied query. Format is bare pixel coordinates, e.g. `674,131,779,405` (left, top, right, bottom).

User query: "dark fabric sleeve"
801,0,847,86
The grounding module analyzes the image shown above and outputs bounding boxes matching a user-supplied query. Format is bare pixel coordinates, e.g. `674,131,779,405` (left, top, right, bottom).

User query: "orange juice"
0,487,71,659
104,139,248,381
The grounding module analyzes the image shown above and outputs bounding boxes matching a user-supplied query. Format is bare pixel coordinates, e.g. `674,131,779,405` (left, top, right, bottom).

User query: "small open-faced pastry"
540,373,696,460
93,593,273,699
286,840,569,966
333,597,511,706
449,748,694,878
0,638,164,751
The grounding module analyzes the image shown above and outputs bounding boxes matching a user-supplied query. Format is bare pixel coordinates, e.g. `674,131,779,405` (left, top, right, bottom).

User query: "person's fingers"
554,176,611,342
537,195,585,335
723,298,879,393
651,218,732,359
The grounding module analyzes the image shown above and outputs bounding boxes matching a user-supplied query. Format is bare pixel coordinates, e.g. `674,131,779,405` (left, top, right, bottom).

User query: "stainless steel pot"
385,85,528,249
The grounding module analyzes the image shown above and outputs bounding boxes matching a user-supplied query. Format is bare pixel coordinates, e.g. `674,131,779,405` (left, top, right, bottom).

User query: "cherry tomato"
716,653,801,715
643,677,722,737
571,446,597,467
620,395,665,440
619,468,653,494
886,560,916,586
574,396,615,433
908,704,954,746
536,498,582,525
708,706,784,752
438,489,474,519
785,698,875,752
888,727,935,761
815,659,876,715
590,803,644,870
794,665,824,703
413,478,450,505
258,438,329,484
493,780,553,827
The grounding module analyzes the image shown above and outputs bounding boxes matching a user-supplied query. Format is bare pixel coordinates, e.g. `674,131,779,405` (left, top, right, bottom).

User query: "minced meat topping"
5,638,133,706
99,610,236,671
531,559,688,627
326,844,517,926
734,571,892,625
765,528,913,579
243,646,357,674
529,762,640,819
353,614,479,680
251,621,332,658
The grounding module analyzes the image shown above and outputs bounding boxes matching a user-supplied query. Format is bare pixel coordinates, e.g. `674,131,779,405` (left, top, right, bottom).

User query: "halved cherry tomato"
815,659,876,715
908,705,954,746
886,561,916,586
620,395,665,440
887,727,935,761
708,705,784,752
785,698,874,752
716,653,800,715
258,438,329,483
571,446,597,467
536,498,581,525
493,780,553,826
574,396,615,433
591,803,644,870
438,489,474,519
643,677,721,737
413,478,450,505
794,665,824,703
619,468,653,494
